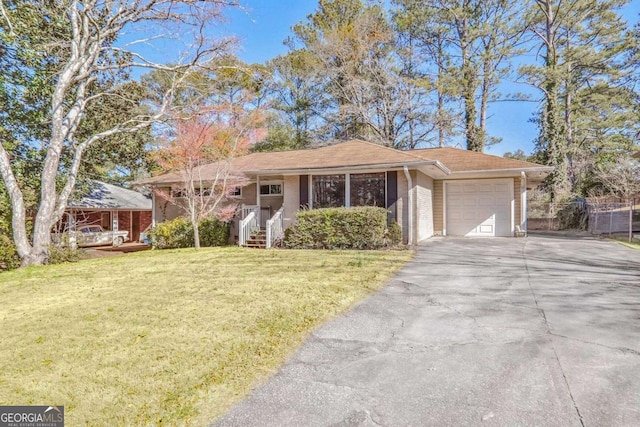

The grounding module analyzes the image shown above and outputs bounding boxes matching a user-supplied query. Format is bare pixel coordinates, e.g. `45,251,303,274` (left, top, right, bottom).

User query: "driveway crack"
522,240,585,427
549,332,640,356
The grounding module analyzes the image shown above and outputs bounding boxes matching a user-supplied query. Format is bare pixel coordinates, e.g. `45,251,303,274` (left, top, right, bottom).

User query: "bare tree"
592,157,640,201
291,0,437,148
0,0,239,265
153,104,265,249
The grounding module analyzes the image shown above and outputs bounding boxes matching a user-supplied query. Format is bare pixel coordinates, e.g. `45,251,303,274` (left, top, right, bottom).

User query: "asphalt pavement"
214,234,640,426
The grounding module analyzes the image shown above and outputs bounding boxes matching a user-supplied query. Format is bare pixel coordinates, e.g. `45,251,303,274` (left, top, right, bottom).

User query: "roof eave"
448,166,553,178
66,206,151,211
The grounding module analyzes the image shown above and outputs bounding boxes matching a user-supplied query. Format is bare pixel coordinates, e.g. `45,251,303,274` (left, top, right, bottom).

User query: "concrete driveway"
215,235,640,426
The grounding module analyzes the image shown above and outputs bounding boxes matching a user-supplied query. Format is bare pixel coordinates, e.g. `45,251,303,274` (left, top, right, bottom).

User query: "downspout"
403,166,413,246
151,192,156,227
521,171,527,235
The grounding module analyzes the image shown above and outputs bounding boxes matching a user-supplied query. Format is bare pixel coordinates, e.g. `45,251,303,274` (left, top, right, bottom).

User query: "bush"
148,217,230,249
557,197,588,230
284,207,400,250
48,245,83,264
386,220,403,245
199,217,230,247
0,234,20,272
147,217,193,249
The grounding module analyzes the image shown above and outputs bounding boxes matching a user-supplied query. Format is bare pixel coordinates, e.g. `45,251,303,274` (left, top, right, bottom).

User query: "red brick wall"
139,211,152,232
118,211,131,236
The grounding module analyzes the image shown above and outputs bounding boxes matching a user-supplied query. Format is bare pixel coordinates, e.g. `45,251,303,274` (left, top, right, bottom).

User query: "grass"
0,247,411,426
605,234,640,250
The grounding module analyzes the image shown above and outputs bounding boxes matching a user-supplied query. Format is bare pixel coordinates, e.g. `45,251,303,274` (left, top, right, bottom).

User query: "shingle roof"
408,147,545,172
68,181,152,210
137,139,550,186
230,139,429,171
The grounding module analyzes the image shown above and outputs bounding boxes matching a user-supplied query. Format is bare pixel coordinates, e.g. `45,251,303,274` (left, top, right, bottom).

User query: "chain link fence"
527,200,588,231
587,201,637,239
527,195,639,241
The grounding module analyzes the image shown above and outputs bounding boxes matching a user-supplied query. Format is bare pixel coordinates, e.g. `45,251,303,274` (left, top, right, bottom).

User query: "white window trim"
230,186,242,197
345,174,351,207
259,180,283,196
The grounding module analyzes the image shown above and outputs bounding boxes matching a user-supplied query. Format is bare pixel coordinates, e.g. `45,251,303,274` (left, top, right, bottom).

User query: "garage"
445,179,513,237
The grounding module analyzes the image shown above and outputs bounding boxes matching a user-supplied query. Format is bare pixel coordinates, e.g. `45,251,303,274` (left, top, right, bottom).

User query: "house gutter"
403,166,413,247
242,160,451,176
447,166,553,180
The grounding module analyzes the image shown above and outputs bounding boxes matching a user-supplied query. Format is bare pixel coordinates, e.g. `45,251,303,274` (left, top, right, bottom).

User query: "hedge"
147,217,230,249
284,207,402,250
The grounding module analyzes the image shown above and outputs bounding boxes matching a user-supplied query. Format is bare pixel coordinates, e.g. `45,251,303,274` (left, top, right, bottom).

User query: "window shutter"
386,171,398,219
300,175,309,208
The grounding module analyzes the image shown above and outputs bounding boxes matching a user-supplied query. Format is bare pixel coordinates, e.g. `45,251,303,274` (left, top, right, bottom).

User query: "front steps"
245,230,267,249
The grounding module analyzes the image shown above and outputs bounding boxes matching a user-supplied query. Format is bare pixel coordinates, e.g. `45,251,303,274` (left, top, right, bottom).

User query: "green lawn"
617,240,640,250
0,247,411,426
606,234,640,250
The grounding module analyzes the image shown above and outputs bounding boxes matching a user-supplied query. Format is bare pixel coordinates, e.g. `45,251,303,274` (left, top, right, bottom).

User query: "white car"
73,225,129,247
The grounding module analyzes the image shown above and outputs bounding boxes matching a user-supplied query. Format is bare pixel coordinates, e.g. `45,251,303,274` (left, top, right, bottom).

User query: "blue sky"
218,0,639,156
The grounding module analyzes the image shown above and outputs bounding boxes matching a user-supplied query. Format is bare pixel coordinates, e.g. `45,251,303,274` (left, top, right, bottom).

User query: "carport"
58,181,152,242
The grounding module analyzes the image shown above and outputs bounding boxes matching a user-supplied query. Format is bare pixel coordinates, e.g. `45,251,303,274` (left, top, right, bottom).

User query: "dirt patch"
81,243,150,259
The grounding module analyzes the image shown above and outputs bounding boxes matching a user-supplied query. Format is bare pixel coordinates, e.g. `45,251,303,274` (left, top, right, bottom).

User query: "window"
350,173,386,207
260,183,282,196
230,186,242,196
311,173,387,209
171,188,213,197
171,189,186,198
313,174,346,208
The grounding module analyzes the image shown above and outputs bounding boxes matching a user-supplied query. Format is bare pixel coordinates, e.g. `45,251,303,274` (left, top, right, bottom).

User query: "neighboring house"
57,181,153,243
138,140,553,246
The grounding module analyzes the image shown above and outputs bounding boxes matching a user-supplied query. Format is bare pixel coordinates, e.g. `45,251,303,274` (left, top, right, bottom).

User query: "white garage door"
446,179,513,237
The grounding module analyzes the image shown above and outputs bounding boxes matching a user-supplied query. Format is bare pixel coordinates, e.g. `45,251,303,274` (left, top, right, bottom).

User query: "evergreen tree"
522,0,634,200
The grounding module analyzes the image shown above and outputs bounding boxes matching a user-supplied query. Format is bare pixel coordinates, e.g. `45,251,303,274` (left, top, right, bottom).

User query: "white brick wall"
397,171,409,244
416,171,434,241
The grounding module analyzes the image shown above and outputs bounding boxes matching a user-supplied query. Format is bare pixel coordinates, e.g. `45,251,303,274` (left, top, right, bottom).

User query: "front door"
260,206,271,228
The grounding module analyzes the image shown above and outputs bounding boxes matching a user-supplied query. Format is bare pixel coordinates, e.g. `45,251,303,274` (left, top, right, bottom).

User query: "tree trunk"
541,0,570,201
459,14,481,152
479,52,491,145
564,46,575,189
192,217,201,249
0,143,33,261
437,38,446,148
463,68,480,151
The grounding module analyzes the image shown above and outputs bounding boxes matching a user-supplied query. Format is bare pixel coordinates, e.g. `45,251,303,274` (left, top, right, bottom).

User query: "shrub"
0,234,20,272
147,217,193,249
557,197,588,230
48,245,83,264
386,220,403,246
199,217,230,247
148,217,230,249
284,207,399,250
